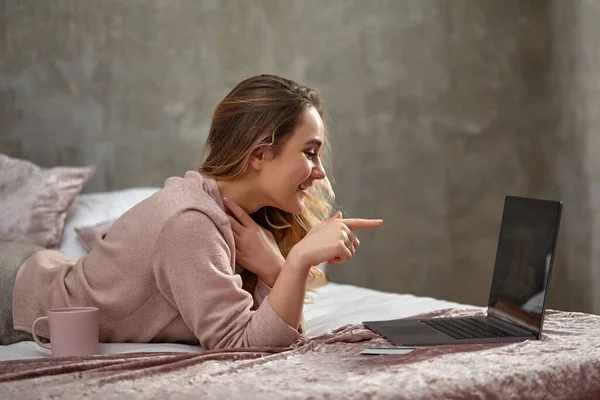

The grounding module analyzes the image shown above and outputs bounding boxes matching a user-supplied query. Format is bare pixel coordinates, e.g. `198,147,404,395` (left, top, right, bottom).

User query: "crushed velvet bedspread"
0,308,599,399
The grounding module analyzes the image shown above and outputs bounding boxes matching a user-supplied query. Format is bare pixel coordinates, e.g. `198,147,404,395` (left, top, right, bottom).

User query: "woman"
5,74,383,349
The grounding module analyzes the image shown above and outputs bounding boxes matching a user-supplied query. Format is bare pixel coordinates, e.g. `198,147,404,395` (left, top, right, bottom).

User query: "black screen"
488,196,562,335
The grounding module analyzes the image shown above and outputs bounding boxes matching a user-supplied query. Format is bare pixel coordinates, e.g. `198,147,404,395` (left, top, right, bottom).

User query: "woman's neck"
215,178,266,215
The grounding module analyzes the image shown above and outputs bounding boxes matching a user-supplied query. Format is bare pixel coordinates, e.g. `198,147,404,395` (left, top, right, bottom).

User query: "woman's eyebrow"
304,138,322,148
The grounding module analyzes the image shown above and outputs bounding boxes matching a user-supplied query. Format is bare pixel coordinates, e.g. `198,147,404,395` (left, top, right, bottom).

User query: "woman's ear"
250,148,274,171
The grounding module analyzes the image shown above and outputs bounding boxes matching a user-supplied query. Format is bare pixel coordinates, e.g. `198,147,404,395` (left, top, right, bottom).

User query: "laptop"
363,195,562,346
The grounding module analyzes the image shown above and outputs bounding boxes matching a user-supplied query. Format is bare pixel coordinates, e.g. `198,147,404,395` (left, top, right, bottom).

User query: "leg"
0,242,44,345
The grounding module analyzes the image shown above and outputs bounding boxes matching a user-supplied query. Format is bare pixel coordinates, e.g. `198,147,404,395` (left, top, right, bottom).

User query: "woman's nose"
312,163,326,180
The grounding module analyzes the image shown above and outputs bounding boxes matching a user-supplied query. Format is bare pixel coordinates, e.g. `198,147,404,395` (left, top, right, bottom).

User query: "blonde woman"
6,74,383,349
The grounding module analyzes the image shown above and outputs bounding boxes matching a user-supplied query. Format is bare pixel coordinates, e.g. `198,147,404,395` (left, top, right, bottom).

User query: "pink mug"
31,307,100,357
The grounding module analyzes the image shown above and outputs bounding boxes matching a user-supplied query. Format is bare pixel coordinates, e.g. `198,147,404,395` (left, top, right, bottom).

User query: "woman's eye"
304,152,318,160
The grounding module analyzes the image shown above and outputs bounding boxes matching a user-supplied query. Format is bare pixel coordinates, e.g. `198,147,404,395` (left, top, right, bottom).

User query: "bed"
1,160,600,399
1,297,599,399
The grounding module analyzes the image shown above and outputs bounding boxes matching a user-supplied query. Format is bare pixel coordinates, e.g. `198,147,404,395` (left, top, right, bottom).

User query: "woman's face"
258,106,327,214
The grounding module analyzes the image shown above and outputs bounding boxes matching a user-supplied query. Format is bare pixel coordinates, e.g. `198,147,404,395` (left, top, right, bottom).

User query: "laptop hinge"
487,308,538,336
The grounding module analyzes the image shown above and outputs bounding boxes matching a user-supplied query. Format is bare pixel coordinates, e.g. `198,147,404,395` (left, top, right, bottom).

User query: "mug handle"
31,316,52,350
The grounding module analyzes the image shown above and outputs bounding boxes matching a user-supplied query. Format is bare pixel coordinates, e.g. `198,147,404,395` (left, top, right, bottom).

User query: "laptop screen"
487,196,562,336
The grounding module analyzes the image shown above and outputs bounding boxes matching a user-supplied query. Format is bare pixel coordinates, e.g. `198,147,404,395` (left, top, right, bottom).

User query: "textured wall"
1,0,598,313
549,0,600,315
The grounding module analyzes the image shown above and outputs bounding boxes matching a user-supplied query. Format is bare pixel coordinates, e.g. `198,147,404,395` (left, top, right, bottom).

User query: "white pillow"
59,188,160,258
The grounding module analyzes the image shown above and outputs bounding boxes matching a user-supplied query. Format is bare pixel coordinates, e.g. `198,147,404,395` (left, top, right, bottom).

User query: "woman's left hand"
223,197,285,287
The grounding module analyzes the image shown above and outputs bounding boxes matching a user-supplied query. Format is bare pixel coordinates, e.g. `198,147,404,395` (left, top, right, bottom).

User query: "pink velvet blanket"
1,308,599,399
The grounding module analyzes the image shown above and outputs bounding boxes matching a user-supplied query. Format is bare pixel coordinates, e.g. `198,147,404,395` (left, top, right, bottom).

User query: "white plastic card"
359,348,415,355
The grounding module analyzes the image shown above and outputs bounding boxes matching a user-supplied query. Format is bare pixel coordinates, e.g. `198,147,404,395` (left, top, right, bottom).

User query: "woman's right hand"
287,211,383,269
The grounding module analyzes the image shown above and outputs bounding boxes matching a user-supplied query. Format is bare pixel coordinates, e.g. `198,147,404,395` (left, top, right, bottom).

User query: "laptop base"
364,316,536,346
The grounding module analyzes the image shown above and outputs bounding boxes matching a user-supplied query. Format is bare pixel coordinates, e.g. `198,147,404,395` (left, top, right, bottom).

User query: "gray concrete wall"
1,0,598,313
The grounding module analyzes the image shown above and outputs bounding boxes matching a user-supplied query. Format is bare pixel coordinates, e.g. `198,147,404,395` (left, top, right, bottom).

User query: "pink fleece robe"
12,171,302,349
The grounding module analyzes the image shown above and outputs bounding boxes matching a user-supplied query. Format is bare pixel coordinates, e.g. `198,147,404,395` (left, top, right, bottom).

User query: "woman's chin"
287,197,306,215
270,199,304,215
272,193,306,215
285,203,304,215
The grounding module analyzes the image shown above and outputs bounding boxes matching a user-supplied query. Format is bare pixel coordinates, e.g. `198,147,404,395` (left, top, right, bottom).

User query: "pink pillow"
0,154,95,248
75,219,115,251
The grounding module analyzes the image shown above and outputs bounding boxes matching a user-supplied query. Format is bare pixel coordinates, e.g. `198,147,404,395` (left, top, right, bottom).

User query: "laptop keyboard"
423,317,516,340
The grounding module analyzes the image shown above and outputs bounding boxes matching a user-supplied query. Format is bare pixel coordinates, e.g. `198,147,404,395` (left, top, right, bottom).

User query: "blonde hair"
199,74,335,288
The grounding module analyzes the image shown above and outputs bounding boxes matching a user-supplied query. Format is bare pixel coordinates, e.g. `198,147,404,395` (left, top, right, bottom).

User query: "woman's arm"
266,212,383,329
152,210,302,349
266,256,309,330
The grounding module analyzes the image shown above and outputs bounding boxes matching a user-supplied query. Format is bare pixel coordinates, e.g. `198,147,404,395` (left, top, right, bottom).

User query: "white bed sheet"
302,281,468,337
0,282,468,361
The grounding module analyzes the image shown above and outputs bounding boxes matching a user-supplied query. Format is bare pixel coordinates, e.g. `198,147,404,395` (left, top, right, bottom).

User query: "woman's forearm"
266,256,309,330
257,258,284,287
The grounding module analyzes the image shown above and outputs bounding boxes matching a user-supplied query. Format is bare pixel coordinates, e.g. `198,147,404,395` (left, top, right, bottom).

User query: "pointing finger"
341,218,383,231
